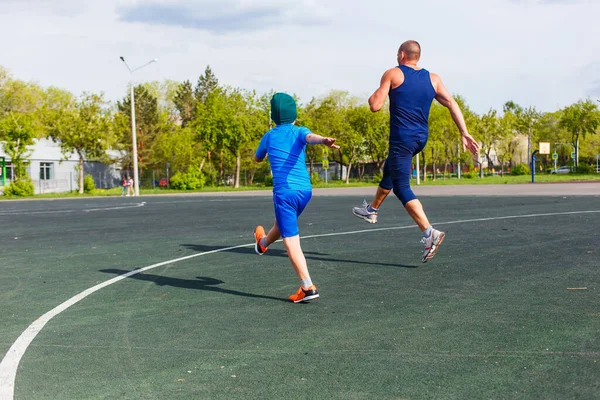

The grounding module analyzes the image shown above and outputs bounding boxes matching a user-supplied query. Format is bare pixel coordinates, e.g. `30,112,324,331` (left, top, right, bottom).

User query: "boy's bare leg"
282,235,310,281
264,219,281,246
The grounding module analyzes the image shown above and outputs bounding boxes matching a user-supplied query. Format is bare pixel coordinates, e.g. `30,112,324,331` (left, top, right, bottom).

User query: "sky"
1,0,599,114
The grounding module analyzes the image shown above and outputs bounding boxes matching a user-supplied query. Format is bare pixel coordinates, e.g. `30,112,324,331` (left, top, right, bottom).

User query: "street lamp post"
120,57,158,196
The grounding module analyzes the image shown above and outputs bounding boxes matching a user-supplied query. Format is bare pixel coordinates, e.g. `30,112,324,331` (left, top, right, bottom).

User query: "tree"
474,109,506,171
345,104,372,183
306,91,351,180
195,88,264,188
195,65,219,104
0,78,45,183
116,85,160,177
173,80,196,127
559,100,600,170
363,107,389,175
143,79,180,120
503,101,541,165
45,93,112,193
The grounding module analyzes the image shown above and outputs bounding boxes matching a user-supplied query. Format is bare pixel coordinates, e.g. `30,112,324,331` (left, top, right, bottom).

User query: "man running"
352,40,479,262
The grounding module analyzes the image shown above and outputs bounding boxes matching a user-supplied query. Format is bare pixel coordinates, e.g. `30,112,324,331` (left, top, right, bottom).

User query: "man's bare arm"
368,68,395,112
431,73,480,155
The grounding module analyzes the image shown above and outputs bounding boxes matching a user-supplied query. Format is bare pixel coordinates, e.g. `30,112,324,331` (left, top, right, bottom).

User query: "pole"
531,150,538,183
527,124,531,166
152,170,155,189
457,143,461,179
416,154,420,185
130,83,139,196
479,157,483,178
575,138,579,172
166,162,170,188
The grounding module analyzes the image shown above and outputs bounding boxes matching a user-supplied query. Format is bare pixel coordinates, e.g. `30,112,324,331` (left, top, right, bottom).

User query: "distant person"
121,177,128,196
253,93,339,303
351,40,480,262
127,176,133,196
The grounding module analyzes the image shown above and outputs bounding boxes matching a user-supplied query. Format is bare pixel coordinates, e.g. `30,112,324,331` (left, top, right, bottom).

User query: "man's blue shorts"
273,190,312,238
379,139,427,205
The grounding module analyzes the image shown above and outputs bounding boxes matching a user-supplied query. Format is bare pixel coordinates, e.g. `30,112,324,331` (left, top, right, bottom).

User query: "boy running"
253,92,339,303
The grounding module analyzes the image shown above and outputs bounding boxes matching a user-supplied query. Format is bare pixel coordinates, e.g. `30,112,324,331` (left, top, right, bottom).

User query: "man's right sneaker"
352,200,378,224
421,229,445,263
289,285,319,303
254,226,268,255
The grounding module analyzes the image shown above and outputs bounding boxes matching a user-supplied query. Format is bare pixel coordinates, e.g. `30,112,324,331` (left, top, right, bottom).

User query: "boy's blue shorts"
273,190,312,238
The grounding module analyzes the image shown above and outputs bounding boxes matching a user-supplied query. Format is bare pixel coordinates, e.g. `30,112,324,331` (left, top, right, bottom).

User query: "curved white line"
0,202,146,216
1,209,599,399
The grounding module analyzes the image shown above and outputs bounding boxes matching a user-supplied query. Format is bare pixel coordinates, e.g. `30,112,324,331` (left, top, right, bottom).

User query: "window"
40,162,53,180
5,163,13,181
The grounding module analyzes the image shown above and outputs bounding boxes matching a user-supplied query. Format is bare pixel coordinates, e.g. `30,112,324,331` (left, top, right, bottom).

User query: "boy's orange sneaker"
289,285,319,303
254,226,268,255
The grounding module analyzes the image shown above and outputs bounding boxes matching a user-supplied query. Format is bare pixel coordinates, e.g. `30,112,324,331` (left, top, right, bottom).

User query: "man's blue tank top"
388,65,436,144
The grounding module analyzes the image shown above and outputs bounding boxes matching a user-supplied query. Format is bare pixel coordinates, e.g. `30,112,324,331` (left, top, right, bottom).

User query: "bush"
511,164,531,176
169,167,206,190
264,174,273,187
463,171,477,179
575,163,593,174
83,174,95,193
4,178,34,197
310,171,320,184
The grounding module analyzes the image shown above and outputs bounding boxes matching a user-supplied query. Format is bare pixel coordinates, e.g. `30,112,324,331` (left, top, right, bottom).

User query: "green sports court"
1,185,599,399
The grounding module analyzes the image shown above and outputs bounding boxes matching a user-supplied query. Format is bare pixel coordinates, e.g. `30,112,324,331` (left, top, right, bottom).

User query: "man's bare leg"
405,199,445,263
352,186,391,224
371,186,391,209
404,199,430,232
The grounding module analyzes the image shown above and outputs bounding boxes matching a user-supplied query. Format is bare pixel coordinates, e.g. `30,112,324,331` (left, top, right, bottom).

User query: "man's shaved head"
399,40,421,61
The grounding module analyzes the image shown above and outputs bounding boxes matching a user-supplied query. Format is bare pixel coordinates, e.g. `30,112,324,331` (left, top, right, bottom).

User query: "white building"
0,138,122,194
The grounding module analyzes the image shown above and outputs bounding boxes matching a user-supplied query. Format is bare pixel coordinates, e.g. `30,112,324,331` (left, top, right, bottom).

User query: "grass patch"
1,174,598,200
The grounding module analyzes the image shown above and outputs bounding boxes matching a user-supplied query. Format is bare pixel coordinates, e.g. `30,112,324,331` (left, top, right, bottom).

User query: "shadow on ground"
180,243,418,269
99,269,290,303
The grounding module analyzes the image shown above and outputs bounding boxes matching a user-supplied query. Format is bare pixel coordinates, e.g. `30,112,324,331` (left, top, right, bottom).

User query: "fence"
28,171,121,194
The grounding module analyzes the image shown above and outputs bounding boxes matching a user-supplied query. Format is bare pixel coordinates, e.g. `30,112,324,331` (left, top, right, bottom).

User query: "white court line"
0,202,146,216
1,208,599,399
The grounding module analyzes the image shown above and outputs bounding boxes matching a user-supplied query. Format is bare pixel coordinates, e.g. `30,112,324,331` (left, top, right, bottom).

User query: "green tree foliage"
45,93,112,193
503,101,541,165
173,80,196,127
195,88,265,188
559,99,600,169
4,61,600,193
195,65,219,104
0,77,45,183
117,85,160,176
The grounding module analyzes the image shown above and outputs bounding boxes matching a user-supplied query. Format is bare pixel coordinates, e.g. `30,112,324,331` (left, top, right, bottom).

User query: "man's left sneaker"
254,226,268,255
352,200,378,224
421,229,445,263
289,285,319,303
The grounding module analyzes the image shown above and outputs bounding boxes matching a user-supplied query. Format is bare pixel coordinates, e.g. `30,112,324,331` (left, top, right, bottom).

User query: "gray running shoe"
352,200,378,224
421,229,445,263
